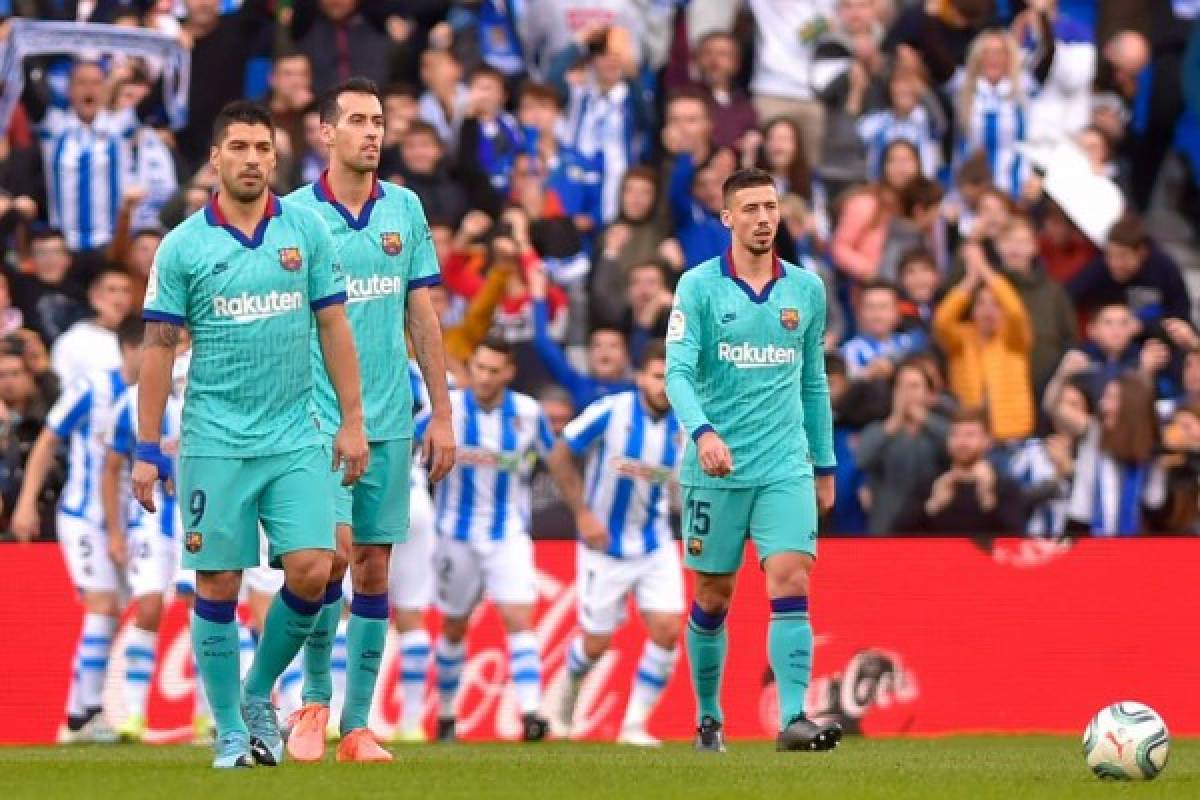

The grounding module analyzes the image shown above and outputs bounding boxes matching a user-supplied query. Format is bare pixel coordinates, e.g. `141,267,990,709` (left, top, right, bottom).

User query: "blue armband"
135,441,173,481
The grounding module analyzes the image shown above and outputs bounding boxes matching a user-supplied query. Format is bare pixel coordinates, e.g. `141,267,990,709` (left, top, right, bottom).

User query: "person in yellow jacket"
934,243,1035,442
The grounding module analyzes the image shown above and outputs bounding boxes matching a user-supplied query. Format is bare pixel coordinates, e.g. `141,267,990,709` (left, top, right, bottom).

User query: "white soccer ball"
1083,701,1170,780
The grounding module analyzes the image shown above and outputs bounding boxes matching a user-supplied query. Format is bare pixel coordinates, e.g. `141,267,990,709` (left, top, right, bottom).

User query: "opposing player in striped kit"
12,314,147,743
665,168,841,753
547,340,685,746
285,78,456,762
423,338,555,743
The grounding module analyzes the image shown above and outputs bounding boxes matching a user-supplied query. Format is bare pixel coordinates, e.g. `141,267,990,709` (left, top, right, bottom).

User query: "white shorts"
57,513,119,593
389,482,435,611
576,542,685,636
434,533,537,619
126,522,179,599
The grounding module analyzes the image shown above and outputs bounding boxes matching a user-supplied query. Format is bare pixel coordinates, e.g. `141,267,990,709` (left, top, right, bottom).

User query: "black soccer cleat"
522,713,549,742
776,715,842,752
436,717,457,743
248,736,280,766
693,715,726,753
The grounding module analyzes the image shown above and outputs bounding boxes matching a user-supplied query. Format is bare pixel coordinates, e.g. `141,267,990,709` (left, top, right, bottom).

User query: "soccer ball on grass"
1083,701,1169,780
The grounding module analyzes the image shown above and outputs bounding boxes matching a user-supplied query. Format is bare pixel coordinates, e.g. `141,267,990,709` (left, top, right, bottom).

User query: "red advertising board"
2,538,1198,744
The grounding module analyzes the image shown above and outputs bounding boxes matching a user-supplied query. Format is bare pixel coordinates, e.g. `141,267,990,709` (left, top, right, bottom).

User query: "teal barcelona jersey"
288,174,441,441
664,250,835,488
143,194,346,458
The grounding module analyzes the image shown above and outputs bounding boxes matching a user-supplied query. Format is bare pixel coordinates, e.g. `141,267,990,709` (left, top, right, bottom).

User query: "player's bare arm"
406,286,456,483
10,427,60,541
132,321,179,513
100,449,128,567
315,303,369,485
546,439,609,550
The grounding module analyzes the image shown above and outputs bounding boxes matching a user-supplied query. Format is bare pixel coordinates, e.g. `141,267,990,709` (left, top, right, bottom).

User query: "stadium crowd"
1,0,1200,540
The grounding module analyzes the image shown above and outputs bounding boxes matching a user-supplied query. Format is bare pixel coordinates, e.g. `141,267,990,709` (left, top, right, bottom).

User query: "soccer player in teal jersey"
133,101,369,770
284,78,456,763
665,168,843,753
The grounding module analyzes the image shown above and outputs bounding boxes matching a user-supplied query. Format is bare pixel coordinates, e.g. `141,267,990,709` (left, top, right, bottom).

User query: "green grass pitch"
3,737,1197,799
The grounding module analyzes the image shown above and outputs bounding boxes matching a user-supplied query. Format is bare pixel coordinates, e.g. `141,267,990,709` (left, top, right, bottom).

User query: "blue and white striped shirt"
45,367,127,527
107,384,182,539
562,390,682,560
954,76,1032,199
37,108,137,251
857,106,944,181
841,330,927,379
418,388,554,543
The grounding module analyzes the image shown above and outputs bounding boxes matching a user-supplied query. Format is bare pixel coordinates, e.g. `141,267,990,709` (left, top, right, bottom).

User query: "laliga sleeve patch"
666,308,685,343
145,259,159,303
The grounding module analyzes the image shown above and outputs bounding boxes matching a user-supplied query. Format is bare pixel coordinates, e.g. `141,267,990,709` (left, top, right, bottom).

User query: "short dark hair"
637,340,666,370
722,168,776,205
1106,213,1149,250
404,120,442,144
30,227,66,246
319,77,381,124
950,406,990,432
628,260,669,283
667,87,711,112
212,100,274,146
589,325,628,346
476,335,513,362
859,278,899,300
519,80,561,109
469,65,507,88
897,248,939,277
894,355,935,391
117,314,145,350
383,82,419,101
89,265,130,291
955,150,992,187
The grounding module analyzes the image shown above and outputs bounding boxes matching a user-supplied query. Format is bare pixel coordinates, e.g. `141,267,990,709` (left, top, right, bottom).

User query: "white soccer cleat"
58,713,119,744
617,726,662,748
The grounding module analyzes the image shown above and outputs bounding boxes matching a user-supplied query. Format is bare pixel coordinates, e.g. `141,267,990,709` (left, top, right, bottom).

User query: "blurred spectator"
0,274,23,338
0,350,60,538
1036,198,1098,284
748,117,813,201
666,145,734,269
824,353,866,534
811,0,884,196
291,0,399,95
1066,374,1163,535
418,49,469,147
457,66,523,202
897,248,941,327
1147,403,1200,533
381,83,420,157
50,267,131,388
395,121,469,224
8,229,87,347
1066,213,1191,331
841,280,927,382
552,25,655,223
528,260,634,409
952,30,1045,198
1009,374,1094,537
895,407,1027,534
884,0,992,87
265,51,316,165
520,1,656,79
746,0,840,166
856,66,946,182
175,0,274,173
1044,306,1138,409
996,214,1076,391
689,31,758,151
0,134,43,246
614,260,673,365
934,244,1035,442
831,139,926,282
107,223,162,311
1012,0,1096,141
857,358,950,535
298,102,328,185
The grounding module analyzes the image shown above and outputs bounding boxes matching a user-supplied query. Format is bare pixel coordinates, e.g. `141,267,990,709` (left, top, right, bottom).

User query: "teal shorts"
179,444,336,571
331,438,413,545
681,476,817,574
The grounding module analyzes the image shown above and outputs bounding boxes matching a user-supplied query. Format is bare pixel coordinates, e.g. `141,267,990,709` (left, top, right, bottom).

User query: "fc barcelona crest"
780,308,800,331
185,531,203,554
278,247,303,271
380,231,403,256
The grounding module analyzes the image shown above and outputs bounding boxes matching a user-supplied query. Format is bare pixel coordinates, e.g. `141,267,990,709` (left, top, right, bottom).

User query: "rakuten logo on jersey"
347,275,405,304
717,342,796,369
212,290,304,322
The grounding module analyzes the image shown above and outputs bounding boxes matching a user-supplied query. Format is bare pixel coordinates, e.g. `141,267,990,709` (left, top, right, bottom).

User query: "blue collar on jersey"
204,193,280,249
720,248,784,304
466,387,515,418
313,170,384,231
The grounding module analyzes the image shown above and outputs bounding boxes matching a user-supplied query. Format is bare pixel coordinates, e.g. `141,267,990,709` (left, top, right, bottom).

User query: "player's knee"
582,632,611,660
693,576,735,615
84,591,120,617
441,616,469,642
282,551,334,601
393,608,423,633
351,545,391,595
644,615,681,650
765,568,810,599
134,595,164,631
196,570,241,602
498,604,534,633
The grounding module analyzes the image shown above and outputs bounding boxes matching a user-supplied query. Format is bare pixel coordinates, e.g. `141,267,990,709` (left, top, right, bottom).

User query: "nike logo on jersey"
721,312,737,324
213,263,229,275
213,290,304,322
718,342,797,368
